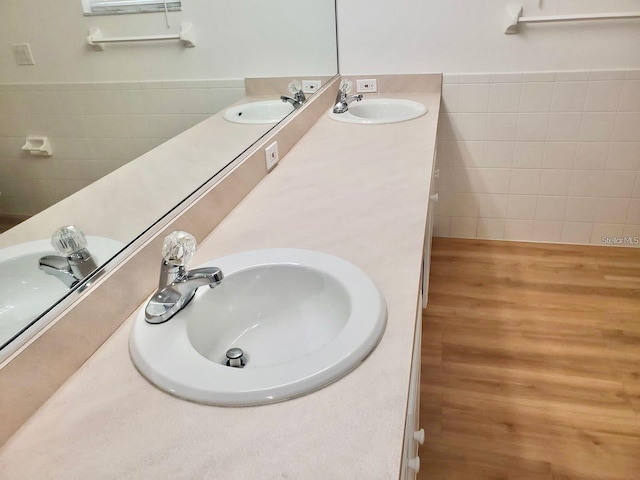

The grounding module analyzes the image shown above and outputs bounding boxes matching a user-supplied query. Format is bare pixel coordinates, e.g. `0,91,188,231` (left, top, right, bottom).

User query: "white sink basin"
328,98,427,124
224,100,295,124
0,237,123,347
129,249,387,406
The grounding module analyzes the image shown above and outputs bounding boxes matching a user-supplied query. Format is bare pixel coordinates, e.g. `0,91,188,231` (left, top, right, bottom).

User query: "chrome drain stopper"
225,348,247,368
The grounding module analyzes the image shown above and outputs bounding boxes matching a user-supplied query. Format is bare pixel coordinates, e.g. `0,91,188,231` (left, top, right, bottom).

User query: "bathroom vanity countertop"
0,83,441,479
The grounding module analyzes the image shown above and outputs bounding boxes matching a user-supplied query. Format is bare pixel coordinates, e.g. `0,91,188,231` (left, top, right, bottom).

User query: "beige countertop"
0,86,440,479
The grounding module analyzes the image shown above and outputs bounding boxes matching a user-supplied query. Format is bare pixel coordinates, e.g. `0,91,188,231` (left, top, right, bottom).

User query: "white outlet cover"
265,141,279,170
356,79,377,93
302,80,322,94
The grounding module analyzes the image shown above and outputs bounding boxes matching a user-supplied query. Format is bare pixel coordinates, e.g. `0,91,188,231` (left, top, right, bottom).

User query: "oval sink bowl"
329,98,427,124
0,236,123,347
129,249,387,406
224,100,295,124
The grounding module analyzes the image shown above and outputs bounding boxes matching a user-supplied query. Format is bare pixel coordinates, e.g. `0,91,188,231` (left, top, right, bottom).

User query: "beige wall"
337,0,640,74
0,0,337,83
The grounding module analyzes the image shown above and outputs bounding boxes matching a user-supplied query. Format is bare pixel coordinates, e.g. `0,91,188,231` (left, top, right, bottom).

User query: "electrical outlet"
265,141,279,171
12,44,35,66
301,80,322,94
356,78,377,93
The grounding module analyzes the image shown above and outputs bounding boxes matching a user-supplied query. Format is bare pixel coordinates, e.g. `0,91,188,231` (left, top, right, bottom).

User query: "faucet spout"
145,265,223,324
333,93,363,114
38,255,79,288
280,95,304,109
174,267,224,295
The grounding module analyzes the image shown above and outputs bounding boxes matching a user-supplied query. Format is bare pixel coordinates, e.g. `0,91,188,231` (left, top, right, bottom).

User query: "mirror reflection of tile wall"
0,80,245,221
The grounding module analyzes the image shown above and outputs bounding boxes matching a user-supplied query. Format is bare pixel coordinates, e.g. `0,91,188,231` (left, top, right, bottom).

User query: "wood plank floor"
419,238,640,480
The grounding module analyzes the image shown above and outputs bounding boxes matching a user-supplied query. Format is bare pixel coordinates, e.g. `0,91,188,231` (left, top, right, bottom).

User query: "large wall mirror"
0,0,338,355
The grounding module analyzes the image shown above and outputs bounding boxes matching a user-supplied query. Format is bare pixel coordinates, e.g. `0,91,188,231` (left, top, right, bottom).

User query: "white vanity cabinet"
400,293,424,480
400,159,437,479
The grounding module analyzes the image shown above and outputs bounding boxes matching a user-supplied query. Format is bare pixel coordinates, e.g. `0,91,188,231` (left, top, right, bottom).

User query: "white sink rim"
328,98,427,124
223,100,295,124
129,248,387,406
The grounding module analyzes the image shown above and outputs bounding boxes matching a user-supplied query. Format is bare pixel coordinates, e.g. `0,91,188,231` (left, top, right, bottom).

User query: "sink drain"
225,348,247,368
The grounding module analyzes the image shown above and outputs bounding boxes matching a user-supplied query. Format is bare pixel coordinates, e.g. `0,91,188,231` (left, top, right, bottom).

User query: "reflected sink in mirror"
0,237,123,348
223,100,295,124
130,249,387,406
329,98,428,124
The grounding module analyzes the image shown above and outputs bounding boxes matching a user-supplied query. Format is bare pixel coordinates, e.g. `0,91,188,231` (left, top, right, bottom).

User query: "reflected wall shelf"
87,22,196,50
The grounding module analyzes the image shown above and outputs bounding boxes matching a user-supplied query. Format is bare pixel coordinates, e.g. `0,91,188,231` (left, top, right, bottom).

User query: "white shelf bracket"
178,23,196,48
505,4,524,34
87,28,105,51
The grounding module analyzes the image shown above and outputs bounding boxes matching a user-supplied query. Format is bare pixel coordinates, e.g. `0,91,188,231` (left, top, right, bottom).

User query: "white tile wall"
436,69,640,247
0,79,245,216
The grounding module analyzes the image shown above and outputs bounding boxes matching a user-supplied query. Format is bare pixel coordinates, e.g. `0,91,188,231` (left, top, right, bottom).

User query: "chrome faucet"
333,79,362,114
145,231,223,324
38,226,98,289
280,95,304,109
280,80,307,109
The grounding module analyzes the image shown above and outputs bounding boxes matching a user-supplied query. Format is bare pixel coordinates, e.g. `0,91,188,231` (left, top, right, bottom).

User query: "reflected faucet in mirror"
145,231,224,324
38,226,98,289
280,80,307,109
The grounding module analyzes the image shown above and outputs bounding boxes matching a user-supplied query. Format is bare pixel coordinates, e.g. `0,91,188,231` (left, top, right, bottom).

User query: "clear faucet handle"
51,225,88,255
288,80,302,94
340,79,353,94
162,231,197,267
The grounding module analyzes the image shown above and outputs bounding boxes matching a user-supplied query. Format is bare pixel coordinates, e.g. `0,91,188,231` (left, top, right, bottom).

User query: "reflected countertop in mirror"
0,91,298,247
